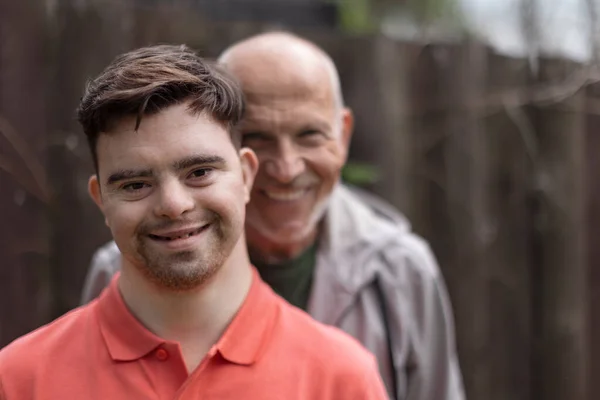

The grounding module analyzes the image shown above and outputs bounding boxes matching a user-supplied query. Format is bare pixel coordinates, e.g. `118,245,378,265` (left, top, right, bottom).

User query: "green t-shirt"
252,243,318,311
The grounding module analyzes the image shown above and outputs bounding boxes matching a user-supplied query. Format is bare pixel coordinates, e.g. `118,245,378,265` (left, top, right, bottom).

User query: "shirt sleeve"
80,241,121,305
384,236,466,400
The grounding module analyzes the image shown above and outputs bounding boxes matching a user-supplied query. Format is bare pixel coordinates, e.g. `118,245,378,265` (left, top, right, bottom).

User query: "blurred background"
1,0,599,399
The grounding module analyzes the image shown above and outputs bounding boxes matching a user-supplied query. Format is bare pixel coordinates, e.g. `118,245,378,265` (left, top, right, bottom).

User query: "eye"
298,130,321,138
242,132,272,143
122,182,150,192
189,168,212,179
296,130,326,146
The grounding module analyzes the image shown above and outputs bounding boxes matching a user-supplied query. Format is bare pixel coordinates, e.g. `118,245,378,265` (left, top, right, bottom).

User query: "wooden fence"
1,1,598,399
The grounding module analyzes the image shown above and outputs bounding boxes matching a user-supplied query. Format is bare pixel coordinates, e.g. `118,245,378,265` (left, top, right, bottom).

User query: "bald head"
218,32,344,109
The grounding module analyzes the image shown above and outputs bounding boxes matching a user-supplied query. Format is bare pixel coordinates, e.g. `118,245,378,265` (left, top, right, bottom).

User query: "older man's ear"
340,107,354,159
240,147,259,204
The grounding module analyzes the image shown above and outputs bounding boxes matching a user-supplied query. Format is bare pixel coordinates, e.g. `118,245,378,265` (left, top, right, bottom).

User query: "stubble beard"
134,221,229,292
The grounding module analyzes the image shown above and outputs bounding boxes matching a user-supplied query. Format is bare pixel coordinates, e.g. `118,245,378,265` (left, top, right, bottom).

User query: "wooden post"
586,81,600,400
531,58,588,400
0,0,52,347
407,41,535,400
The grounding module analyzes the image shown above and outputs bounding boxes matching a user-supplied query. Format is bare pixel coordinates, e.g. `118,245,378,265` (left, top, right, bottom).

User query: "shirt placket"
173,345,219,400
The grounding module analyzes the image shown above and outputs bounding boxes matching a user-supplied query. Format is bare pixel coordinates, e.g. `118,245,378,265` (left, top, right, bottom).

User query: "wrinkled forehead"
244,68,335,102
229,52,341,134
240,90,338,134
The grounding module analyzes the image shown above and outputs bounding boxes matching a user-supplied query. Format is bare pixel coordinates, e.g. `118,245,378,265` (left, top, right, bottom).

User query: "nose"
153,178,195,219
262,140,305,184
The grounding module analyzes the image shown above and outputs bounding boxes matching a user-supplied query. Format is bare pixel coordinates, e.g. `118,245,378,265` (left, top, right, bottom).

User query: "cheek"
305,149,345,183
102,200,146,236
251,166,270,188
209,179,248,222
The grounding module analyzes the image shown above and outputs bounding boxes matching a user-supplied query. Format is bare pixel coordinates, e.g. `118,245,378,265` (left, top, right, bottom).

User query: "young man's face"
89,103,257,291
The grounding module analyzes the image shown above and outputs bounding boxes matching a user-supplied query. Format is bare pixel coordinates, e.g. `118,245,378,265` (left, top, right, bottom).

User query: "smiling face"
240,87,351,251
221,34,353,260
88,102,257,291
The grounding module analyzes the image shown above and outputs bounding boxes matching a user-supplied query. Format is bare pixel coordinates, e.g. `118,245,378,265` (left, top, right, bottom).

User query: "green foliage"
336,0,377,34
335,0,462,33
407,0,456,23
341,161,381,186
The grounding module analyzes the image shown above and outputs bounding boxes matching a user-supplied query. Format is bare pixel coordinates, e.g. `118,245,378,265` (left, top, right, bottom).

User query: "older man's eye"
242,132,271,142
297,130,327,145
298,130,321,138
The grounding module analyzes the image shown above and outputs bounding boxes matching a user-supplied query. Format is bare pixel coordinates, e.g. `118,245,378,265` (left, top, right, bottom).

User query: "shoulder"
90,241,121,273
383,230,442,282
272,303,388,397
276,301,381,376
337,185,442,281
81,241,121,304
0,304,94,384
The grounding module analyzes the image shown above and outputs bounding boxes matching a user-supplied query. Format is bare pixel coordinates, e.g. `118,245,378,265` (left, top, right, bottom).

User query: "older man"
81,33,465,400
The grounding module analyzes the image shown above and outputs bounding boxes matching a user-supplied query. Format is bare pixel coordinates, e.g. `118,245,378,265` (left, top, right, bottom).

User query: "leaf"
341,162,381,186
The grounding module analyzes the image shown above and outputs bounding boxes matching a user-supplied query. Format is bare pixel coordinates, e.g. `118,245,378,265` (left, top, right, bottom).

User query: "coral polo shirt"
0,268,388,400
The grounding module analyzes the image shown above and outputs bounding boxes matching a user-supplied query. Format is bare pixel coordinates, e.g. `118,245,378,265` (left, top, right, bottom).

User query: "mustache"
136,212,218,235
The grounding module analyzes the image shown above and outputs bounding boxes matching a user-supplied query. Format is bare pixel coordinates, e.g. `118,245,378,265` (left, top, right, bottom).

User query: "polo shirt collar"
215,268,278,365
96,268,279,365
96,273,165,361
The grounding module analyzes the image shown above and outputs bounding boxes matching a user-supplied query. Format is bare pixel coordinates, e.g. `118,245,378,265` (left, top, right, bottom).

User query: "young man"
82,33,465,400
0,44,389,400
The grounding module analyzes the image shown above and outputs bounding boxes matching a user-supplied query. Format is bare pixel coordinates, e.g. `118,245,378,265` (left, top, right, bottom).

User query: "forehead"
240,90,337,132
232,54,339,132
96,104,235,171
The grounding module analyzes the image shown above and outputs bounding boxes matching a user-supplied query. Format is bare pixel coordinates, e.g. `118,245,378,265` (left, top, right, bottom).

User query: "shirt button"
155,348,169,361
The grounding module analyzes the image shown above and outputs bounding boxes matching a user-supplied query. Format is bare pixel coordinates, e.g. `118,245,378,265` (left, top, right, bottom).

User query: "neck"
118,239,252,372
246,225,319,264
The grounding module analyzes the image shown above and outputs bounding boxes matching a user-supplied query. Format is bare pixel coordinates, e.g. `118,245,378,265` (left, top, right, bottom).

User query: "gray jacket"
81,184,465,400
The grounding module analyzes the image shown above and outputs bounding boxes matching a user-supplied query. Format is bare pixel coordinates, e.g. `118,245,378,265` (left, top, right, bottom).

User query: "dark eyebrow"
105,155,226,185
173,155,226,171
106,169,153,185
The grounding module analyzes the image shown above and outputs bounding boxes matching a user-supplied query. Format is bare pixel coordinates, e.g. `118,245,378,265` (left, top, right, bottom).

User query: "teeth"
265,189,306,201
153,227,204,241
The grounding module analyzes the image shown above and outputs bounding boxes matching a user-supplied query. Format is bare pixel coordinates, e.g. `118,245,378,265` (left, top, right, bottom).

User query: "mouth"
148,225,209,241
262,188,310,202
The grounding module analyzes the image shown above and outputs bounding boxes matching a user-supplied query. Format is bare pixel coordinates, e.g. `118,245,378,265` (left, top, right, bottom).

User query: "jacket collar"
320,185,409,284
308,184,409,322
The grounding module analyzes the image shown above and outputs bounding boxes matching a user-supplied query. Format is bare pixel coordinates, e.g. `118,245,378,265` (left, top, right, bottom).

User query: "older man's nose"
263,143,306,183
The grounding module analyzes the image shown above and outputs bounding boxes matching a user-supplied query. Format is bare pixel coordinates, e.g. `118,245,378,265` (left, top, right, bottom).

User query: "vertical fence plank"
586,82,600,400
532,59,588,400
0,0,52,347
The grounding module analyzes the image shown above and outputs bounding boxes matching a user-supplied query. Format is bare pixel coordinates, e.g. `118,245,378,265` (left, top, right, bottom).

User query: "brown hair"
77,44,244,172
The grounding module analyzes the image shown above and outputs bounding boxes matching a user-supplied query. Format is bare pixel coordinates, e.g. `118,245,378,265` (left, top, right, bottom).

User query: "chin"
266,224,316,244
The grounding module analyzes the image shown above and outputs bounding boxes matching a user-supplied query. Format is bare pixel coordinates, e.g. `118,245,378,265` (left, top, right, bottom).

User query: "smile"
148,225,208,241
263,188,309,202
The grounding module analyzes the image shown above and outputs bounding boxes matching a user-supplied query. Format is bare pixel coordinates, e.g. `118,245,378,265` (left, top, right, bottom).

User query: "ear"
239,147,259,204
88,175,109,227
340,107,354,160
